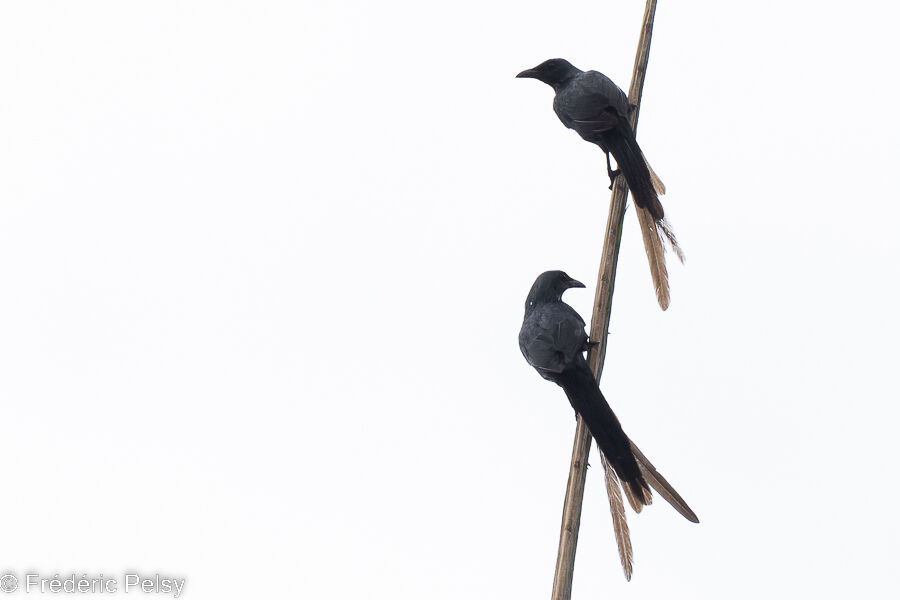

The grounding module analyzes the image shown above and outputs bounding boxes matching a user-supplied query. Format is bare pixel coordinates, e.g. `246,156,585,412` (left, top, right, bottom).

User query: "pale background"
1,1,898,598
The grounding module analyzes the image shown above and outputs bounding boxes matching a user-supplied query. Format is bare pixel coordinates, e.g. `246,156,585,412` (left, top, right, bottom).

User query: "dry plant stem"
549,0,659,597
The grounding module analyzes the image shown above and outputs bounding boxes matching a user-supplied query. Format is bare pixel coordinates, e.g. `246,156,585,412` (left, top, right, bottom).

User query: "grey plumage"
519,271,650,506
518,271,697,517
518,271,699,577
517,58,684,309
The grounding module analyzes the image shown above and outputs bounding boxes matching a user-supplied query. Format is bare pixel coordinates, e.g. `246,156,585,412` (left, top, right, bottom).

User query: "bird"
517,58,683,310
518,270,698,576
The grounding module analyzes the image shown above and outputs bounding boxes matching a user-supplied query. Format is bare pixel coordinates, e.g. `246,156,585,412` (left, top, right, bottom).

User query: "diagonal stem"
550,1,659,596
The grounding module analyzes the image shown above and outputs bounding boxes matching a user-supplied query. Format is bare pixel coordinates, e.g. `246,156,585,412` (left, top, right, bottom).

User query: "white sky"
1,1,898,598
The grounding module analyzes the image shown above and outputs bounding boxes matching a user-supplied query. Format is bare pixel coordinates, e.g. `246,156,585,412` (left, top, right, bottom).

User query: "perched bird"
518,270,698,576
517,58,683,310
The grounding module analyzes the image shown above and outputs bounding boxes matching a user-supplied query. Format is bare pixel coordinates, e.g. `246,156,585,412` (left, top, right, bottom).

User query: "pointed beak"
516,68,538,79
567,278,586,289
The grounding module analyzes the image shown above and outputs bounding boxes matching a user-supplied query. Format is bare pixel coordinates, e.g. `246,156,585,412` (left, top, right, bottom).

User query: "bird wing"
572,110,620,135
520,306,587,375
579,71,630,114
556,71,630,133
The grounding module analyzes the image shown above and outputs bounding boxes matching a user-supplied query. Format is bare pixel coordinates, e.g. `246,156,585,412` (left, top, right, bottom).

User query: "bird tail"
642,150,666,196
557,357,651,509
607,117,684,309
630,440,699,523
606,117,665,220
636,207,671,310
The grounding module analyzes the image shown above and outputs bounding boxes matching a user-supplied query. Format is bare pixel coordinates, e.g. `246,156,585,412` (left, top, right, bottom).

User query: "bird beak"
516,68,537,79
567,278,586,289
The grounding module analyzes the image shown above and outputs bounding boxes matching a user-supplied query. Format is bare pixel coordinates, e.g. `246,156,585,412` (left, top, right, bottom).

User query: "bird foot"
604,151,620,189
606,169,620,190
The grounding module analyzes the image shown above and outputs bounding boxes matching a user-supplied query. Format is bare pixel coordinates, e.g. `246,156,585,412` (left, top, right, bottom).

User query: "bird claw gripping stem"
605,152,621,190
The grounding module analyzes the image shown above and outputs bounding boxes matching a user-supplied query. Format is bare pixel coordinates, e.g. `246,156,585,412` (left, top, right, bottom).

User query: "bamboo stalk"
549,1,660,596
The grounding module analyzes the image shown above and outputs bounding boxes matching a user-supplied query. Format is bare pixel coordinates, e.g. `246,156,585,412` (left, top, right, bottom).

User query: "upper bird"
517,58,682,309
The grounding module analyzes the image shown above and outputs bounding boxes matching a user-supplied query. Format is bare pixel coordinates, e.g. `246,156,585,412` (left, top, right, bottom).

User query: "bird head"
525,270,586,310
516,58,581,88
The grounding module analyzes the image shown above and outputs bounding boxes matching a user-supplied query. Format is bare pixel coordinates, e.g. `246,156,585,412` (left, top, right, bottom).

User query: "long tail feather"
658,218,685,264
602,453,634,581
630,440,699,523
642,151,666,196
636,206,670,310
620,473,646,514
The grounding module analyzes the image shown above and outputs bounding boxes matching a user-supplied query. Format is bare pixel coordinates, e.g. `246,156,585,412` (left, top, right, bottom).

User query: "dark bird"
518,271,698,575
517,58,683,310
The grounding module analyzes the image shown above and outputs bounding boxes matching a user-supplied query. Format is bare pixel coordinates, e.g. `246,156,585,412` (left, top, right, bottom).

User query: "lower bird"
517,58,683,310
518,270,698,577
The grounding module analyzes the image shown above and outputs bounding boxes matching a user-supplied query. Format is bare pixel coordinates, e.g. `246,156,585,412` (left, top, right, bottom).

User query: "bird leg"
605,152,620,190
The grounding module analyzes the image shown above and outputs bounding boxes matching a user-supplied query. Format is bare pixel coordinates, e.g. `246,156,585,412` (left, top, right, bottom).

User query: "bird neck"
550,70,580,92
